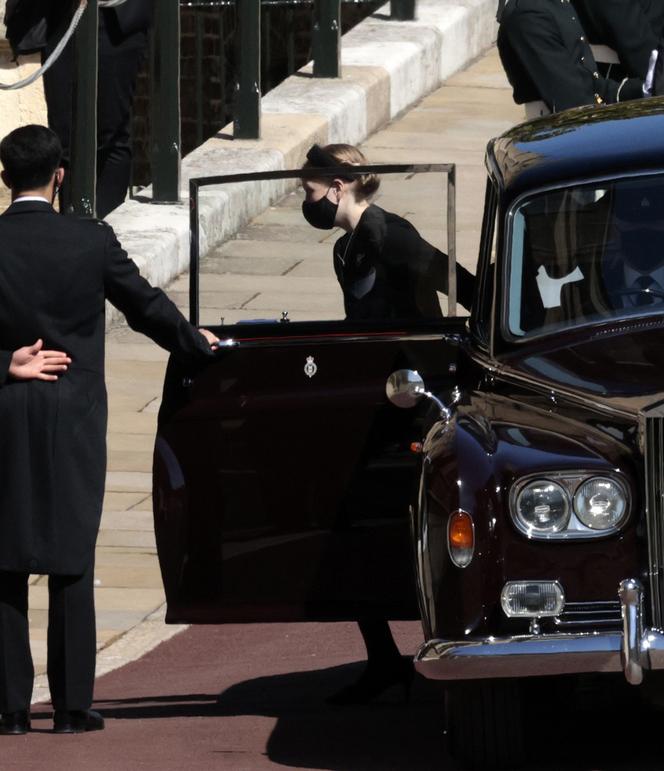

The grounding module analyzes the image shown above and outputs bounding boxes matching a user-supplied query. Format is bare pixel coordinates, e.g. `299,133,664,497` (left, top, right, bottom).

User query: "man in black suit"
40,0,154,217
573,0,664,79
0,124,216,735
497,0,646,112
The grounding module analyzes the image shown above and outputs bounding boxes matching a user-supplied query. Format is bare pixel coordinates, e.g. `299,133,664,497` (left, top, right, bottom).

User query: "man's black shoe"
0,711,30,735
53,709,104,734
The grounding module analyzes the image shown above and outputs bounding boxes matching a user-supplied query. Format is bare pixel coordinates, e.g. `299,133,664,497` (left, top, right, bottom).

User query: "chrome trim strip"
416,632,625,680
222,332,461,350
643,404,664,629
415,578,664,684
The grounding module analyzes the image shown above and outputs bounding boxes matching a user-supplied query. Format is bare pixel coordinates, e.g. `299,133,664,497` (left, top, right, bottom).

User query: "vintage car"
154,101,664,769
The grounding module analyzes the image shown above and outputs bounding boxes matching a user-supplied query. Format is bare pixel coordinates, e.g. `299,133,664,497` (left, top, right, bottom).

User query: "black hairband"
305,144,357,181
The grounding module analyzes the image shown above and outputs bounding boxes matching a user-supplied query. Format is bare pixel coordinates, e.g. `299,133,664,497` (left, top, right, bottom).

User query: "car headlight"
515,480,570,534
574,477,627,530
510,472,631,540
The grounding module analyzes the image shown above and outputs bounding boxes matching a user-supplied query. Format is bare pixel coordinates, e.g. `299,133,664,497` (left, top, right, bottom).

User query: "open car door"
153,164,469,623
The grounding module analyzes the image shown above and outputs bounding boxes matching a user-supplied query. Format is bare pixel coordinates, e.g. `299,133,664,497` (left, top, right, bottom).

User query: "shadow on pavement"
95,662,449,770
90,668,664,771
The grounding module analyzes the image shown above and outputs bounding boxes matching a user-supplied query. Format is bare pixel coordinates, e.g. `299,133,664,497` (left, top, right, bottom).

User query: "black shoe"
326,659,414,706
53,709,104,734
0,711,30,735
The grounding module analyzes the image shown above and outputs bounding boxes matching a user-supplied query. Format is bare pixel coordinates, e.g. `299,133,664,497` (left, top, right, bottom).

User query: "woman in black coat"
300,143,474,704
302,144,474,321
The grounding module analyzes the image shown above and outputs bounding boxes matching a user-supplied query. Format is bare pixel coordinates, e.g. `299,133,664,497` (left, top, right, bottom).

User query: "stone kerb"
104,0,498,325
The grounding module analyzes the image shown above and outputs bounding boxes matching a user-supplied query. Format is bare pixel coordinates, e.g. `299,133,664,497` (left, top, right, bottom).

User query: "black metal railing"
69,0,417,217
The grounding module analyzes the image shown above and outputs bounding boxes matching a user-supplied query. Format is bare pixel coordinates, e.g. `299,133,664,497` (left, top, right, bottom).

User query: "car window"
505,175,664,339
191,167,470,329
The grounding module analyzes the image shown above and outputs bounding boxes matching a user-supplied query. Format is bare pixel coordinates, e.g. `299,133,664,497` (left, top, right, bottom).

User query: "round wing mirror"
386,369,425,409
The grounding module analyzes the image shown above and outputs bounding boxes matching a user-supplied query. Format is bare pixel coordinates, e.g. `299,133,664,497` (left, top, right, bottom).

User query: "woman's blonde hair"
303,143,380,201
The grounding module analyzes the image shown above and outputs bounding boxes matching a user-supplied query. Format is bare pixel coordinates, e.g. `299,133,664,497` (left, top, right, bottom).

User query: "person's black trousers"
0,562,96,713
42,11,148,218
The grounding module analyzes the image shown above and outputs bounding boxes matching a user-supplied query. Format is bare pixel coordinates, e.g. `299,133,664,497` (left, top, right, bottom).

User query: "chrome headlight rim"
509,470,631,541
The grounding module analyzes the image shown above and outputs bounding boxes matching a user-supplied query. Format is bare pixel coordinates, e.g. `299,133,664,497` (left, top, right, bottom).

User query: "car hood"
503,321,664,416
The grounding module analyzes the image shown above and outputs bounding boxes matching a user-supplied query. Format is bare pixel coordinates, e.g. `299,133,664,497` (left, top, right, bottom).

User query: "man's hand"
9,339,71,382
199,328,220,349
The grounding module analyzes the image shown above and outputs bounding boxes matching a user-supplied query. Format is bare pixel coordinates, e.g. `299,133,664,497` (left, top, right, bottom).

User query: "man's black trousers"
0,562,96,712
42,12,148,219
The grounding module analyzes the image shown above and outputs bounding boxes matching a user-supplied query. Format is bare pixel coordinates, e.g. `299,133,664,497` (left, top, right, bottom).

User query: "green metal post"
313,0,340,78
195,12,204,147
391,0,416,21
151,0,181,203
234,0,261,139
69,0,98,217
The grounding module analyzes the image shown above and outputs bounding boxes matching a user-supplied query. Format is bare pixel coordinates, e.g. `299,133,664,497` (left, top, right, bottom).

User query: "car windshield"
505,175,664,339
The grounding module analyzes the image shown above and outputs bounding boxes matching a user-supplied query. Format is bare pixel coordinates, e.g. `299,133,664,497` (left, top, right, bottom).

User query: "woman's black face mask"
302,189,338,230
622,228,664,273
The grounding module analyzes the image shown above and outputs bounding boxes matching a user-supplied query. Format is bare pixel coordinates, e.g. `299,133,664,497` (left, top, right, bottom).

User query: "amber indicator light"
449,510,474,550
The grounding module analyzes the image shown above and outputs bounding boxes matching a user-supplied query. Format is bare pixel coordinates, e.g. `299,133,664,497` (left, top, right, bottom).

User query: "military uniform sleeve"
101,224,213,363
504,7,619,110
578,0,658,79
0,350,11,386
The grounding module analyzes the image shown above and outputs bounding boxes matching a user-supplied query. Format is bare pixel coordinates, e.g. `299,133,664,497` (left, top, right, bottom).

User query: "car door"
153,163,467,624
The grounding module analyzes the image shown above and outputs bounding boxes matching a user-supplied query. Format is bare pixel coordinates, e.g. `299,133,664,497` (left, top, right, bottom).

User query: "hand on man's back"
9,339,72,381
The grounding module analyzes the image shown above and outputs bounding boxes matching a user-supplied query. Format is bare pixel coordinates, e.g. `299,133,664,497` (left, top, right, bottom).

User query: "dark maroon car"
154,101,664,769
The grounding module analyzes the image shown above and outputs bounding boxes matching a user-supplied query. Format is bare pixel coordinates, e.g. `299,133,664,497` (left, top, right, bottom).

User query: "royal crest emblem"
304,356,317,378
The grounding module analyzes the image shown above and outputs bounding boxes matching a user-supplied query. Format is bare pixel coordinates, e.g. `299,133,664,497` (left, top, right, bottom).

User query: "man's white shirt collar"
13,196,51,204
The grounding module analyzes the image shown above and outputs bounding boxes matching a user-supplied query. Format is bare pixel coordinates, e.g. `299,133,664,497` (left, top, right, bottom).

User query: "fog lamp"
447,510,474,568
500,581,565,618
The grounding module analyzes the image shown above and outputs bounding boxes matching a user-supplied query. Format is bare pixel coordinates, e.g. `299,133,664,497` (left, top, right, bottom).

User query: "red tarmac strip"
4,621,663,771
3,621,448,771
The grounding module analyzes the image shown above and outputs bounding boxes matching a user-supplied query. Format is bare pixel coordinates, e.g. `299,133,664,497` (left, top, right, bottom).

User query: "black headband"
305,144,357,181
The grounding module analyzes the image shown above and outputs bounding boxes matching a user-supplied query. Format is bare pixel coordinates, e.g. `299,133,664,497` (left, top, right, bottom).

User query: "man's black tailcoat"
0,200,210,576
498,0,643,111
573,0,664,79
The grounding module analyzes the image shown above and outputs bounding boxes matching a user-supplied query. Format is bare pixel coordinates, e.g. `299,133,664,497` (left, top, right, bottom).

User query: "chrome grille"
644,403,664,630
553,601,621,630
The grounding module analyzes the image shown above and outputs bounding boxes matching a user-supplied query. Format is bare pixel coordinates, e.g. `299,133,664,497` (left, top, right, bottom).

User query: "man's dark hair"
0,124,62,191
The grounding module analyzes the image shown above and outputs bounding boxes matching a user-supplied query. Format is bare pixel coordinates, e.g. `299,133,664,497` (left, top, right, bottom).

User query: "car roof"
486,98,664,205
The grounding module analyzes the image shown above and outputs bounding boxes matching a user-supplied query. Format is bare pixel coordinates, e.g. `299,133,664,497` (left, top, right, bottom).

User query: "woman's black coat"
0,201,211,575
332,204,475,321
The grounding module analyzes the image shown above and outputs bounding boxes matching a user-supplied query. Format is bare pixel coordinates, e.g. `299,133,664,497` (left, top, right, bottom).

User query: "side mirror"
386,369,425,409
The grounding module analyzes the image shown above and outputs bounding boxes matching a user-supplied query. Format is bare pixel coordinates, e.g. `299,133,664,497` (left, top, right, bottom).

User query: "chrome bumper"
415,579,664,686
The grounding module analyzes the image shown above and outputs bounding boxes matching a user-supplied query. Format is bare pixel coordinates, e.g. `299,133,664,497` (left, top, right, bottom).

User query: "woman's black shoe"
0,711,30,735
53,709,104,734
326,659,414,706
